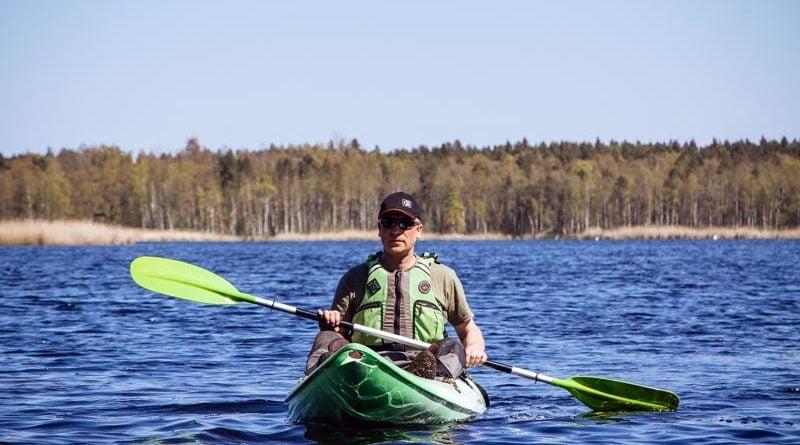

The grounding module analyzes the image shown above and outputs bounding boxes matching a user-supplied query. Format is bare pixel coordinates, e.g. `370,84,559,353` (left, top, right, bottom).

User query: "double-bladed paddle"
129,256,679,412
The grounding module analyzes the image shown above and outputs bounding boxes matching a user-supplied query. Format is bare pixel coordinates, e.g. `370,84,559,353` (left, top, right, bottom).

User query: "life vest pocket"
351,301,384,345
413,300,445,343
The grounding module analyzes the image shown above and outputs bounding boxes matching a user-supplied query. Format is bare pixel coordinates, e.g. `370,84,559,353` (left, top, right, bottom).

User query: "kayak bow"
286,343,488,425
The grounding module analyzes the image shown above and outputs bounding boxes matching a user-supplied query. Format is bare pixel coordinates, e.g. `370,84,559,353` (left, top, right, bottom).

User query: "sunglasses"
379,217,418,230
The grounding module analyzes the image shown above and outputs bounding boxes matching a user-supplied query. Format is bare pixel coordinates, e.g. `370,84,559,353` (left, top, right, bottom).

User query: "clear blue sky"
1,0,798,156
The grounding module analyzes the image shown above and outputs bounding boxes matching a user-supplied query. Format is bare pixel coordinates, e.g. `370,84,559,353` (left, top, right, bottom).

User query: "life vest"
351,252,446,346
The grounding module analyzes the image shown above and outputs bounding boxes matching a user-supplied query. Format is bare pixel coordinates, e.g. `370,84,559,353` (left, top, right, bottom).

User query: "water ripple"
1,240,800,443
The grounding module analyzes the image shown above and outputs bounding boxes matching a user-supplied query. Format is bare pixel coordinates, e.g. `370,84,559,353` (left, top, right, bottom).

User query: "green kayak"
286,343,489,425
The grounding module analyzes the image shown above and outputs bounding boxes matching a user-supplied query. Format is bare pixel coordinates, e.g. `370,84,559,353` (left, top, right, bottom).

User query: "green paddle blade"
553,376,680,412
130,256,241,305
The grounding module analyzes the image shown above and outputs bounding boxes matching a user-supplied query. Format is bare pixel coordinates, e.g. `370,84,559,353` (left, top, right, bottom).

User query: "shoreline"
1,220,799,246
575,225,800,240
0,220,242,246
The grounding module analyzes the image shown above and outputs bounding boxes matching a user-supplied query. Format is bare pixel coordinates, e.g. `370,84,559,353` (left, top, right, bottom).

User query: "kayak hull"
285,343,488,425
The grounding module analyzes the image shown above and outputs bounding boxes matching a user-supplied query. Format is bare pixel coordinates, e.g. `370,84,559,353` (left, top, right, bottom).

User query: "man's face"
378,212,422,258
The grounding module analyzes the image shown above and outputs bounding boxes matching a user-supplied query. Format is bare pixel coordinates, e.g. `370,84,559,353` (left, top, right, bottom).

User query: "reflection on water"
303,422,459,444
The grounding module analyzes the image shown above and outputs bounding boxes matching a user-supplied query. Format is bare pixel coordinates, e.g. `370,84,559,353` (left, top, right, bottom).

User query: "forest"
1,137,799,238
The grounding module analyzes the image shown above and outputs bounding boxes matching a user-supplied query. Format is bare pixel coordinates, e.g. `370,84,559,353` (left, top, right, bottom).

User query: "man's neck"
380,251,416,272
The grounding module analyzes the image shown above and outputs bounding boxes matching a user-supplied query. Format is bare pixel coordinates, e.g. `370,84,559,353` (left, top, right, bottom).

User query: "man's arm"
454,318,487,367
319,264,365,334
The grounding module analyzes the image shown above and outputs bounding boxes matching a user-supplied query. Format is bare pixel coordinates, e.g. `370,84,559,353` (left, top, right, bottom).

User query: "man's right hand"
317,309,342,333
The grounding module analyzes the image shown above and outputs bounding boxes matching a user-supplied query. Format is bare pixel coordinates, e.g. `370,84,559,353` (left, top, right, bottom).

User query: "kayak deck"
286,343,488,425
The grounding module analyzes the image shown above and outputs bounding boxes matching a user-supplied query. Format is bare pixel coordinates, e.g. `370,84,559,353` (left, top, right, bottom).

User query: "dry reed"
269,230,511,242
3,220,797,245
0,220,241,245
577,225,800,240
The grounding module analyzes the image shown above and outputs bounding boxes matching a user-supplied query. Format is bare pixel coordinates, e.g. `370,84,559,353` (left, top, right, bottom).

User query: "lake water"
1,240,798,444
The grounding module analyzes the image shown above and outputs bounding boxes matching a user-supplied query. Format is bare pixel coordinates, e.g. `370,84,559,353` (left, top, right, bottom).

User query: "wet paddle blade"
130,256,240,305
554,376,680,412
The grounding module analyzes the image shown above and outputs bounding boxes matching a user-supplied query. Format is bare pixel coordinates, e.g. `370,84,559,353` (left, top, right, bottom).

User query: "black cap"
379,192,423,221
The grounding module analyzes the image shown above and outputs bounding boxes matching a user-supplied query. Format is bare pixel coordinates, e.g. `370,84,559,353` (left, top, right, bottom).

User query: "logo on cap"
401,199,412,208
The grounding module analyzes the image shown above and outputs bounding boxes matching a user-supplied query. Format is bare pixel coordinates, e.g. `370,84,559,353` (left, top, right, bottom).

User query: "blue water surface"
1,240,798,444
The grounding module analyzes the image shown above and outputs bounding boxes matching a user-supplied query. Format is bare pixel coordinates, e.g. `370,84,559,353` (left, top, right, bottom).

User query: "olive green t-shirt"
331,258,474,328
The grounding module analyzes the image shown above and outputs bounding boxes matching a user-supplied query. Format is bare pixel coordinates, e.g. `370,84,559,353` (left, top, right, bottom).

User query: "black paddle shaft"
291,307,359,334
483,361,513,373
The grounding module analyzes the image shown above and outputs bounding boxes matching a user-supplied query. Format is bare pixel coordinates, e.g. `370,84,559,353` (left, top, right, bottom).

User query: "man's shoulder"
429,259,459,281
345,260,369,272
340,261,369,284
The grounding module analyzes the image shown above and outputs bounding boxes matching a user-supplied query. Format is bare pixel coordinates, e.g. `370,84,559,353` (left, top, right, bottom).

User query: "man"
306,191,488,379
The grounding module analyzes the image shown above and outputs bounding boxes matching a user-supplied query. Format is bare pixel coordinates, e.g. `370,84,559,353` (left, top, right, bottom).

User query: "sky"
1,0,799,156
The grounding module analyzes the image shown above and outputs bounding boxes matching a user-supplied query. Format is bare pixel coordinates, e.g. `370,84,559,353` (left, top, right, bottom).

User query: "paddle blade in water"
130,256,240,305
554,376,680,412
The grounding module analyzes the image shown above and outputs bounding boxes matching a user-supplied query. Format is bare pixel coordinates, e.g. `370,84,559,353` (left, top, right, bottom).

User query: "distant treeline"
1,137,799,237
